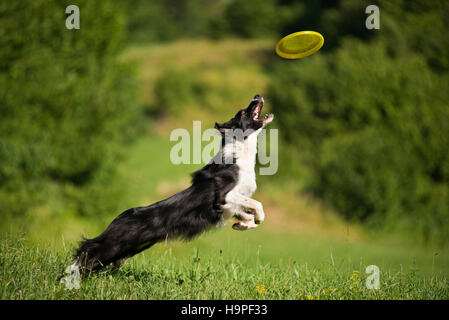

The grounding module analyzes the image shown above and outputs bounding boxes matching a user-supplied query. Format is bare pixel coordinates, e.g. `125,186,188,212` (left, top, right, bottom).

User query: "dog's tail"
74,235,111,275
59,234,122,284
61,208,160,281
59,236,103,283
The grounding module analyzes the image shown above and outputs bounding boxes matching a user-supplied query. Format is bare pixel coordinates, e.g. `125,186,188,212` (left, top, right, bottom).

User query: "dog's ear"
215,122,226,136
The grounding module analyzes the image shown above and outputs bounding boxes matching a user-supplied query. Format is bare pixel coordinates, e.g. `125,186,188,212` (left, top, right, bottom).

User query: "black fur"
74,95,265,274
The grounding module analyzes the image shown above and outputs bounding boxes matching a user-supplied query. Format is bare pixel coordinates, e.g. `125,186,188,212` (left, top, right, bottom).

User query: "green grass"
2,39,449,300
1,232,448,300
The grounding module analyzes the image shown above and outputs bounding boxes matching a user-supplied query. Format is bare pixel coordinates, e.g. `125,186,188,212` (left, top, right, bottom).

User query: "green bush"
151,69,208,116
121,0,294,42
0,1,141,218
123,0,225,43
224,0,281,38
269,38,449,244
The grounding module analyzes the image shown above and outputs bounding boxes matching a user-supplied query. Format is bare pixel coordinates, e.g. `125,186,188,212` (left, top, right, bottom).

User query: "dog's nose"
253,94,261,100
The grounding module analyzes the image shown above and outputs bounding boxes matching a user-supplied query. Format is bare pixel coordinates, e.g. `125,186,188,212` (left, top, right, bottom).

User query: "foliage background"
0,0,448,299
0,0,141,222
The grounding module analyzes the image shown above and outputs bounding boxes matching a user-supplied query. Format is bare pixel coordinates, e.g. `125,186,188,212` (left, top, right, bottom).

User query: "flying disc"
275,31,324,59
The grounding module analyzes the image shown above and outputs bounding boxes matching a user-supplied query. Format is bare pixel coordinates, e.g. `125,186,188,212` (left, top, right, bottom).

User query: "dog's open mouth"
252,97,274,125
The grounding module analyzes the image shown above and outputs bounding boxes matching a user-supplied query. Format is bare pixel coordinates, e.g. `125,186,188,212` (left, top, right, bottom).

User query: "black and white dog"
70,95,274,275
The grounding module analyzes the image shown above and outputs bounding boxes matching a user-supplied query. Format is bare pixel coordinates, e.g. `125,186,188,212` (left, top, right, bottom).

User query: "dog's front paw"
244,203,264,225
254,215,264,225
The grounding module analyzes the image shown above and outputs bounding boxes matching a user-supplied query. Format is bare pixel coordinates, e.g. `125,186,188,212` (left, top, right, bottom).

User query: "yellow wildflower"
255,285,265,295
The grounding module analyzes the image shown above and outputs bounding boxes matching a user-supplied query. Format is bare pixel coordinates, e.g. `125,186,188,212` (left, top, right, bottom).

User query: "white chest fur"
217,129,262,224
221,129,260,196
210,129,260,198
233,133,258,197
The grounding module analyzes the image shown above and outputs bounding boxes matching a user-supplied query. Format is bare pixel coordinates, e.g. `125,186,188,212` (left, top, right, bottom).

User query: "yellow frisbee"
275,31,324,59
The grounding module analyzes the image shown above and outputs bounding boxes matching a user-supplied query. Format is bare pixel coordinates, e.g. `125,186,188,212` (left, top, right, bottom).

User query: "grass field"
2,229,448,299
1,39,448,300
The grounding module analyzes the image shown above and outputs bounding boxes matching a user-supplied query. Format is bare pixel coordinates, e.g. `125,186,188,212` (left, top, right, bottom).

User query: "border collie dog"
71,95,274,275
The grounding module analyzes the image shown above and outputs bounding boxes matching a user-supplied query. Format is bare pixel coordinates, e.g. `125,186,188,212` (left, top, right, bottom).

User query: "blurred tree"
269,0,449,244
378,0,449,73
224,0,281,38
0,0,141,217
123,0,224,42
